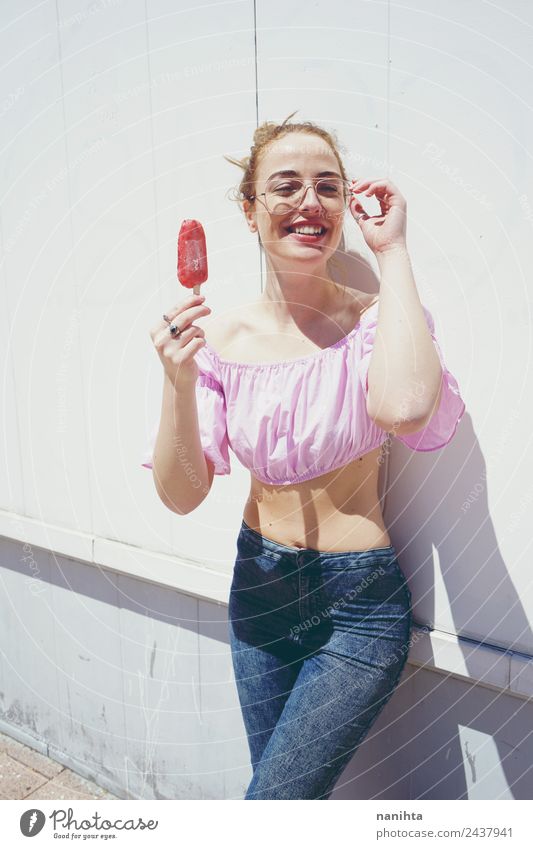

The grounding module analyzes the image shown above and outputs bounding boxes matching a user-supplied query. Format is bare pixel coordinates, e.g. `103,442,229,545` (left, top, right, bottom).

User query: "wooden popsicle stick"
193,284,200,295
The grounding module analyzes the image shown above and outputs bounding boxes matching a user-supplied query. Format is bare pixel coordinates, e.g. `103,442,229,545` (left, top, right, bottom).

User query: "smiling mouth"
285,225,327,236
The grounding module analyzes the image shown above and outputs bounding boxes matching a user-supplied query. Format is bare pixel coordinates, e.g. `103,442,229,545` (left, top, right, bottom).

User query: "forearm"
152,374,211,514
367,245,443,430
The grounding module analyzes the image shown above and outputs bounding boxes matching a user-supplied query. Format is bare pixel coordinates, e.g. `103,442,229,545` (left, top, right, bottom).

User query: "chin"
275,248,328,266
286,243,335,262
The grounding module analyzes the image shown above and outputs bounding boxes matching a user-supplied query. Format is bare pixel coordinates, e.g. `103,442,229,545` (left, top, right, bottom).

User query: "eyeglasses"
248,177,352,217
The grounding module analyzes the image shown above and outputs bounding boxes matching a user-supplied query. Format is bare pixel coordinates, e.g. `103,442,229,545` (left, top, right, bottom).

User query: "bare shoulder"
198,300,259,357
202,313,235,356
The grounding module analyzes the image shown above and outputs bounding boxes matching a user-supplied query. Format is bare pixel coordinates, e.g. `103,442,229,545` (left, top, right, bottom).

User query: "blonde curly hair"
224,111,349,207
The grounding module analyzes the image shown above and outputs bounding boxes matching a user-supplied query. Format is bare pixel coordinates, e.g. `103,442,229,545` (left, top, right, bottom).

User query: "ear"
242,198,258,233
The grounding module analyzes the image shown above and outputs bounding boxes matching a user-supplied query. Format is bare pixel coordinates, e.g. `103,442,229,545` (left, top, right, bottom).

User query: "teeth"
290,226,324,235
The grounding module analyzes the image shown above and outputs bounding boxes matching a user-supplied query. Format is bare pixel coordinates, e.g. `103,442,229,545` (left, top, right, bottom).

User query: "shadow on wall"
327,238,533,799
328,235,381,299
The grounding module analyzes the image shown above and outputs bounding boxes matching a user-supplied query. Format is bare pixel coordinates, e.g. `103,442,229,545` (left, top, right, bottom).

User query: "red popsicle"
177,219,208,295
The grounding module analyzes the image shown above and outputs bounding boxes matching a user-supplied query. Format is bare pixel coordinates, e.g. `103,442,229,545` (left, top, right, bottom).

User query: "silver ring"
169,323,182,338
163,314,171,324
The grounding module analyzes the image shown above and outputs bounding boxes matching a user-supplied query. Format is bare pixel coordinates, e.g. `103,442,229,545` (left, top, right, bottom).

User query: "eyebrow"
266,169,342,181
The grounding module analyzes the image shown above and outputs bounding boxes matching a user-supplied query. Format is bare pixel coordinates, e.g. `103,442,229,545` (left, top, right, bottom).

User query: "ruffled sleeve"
356,300,466,451
194,355,231,474
141,345,231,475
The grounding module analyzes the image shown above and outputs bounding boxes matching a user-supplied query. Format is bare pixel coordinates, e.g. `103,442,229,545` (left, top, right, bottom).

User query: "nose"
299,183,322,212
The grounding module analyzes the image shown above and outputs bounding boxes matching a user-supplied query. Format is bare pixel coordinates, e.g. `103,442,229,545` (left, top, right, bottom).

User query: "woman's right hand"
150,293,211,390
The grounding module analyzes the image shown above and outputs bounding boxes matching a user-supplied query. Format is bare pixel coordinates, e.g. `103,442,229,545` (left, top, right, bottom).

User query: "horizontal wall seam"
1,508,532,699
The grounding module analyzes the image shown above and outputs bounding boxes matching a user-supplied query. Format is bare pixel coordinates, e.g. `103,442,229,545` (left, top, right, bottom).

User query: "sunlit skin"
242,133,351,329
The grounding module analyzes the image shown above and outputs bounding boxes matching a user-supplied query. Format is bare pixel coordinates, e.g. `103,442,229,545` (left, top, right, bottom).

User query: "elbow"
368,381,442,434
153,468,213,515
159,494,193,515
158,489,209,515
368,409,430,436
387,413,432,438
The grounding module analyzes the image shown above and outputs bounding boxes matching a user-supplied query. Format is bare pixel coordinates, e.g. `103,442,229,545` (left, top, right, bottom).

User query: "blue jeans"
228,520,413,800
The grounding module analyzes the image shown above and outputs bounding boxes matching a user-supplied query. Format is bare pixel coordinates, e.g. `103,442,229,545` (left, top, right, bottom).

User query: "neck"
260,254,340,328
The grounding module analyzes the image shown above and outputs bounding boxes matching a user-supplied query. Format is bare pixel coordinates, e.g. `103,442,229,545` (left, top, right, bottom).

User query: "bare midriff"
243,444,392,553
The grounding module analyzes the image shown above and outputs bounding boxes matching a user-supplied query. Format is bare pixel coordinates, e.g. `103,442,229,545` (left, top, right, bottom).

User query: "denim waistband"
239,519,397,560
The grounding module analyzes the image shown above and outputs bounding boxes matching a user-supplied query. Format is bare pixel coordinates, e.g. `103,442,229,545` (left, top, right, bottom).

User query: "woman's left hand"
348,178,407,255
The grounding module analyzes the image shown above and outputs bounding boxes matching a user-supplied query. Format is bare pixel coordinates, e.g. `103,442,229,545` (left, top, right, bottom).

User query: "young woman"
142,115,465,799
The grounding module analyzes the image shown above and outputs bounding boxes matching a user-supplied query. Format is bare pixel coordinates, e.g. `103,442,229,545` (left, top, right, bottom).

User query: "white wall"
1,1,532,661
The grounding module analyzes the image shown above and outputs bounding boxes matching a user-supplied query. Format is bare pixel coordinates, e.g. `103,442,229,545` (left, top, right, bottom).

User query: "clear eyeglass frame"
248,177,352,216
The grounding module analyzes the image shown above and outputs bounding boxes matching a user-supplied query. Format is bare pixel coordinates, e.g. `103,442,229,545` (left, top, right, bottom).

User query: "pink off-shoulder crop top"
141,300,466,486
